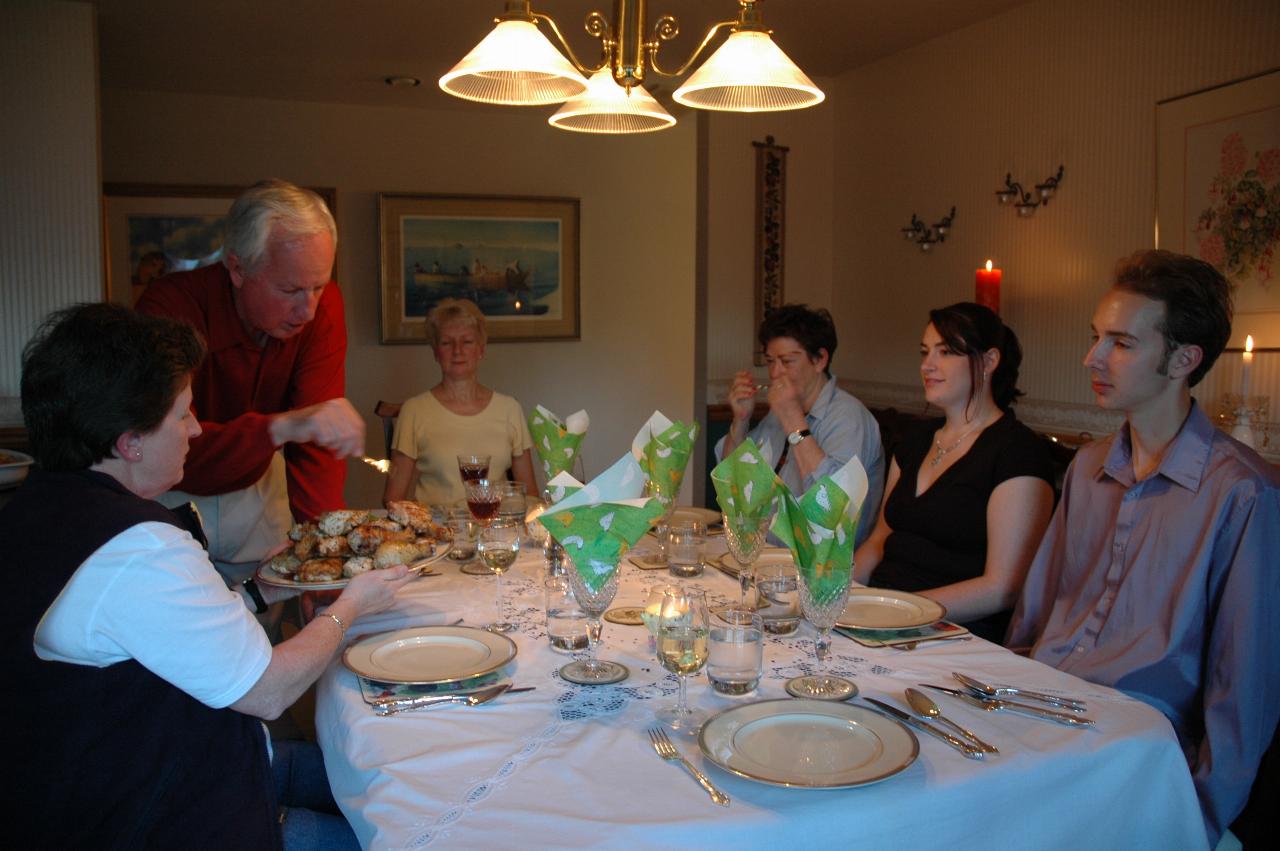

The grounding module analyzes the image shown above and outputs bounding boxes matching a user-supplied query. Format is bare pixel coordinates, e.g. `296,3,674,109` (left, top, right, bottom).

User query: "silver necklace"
931,420,985,467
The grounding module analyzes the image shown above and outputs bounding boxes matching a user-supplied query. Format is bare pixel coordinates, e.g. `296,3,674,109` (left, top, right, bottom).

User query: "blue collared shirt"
1008,401,1280,846
715,376,884,547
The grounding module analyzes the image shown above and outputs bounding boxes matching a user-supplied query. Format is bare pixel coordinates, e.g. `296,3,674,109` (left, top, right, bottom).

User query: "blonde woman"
383,298,537,506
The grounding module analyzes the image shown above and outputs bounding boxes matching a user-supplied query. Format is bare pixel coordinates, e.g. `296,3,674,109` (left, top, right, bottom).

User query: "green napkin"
528,405,588,483
770,456,869,607
541,453,665,591
710,437,783,539
631,411,700,498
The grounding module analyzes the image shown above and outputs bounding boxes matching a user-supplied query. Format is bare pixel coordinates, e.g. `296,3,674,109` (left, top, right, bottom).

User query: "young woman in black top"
852,303,1054,642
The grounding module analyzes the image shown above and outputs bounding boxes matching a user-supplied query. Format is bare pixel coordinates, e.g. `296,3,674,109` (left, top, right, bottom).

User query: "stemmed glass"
723,513,767,607
464,478,502,527
457,454,491,484
477,518,520,633
642,583,680,654
644,479,678,564
788,566,856,700
561,564,627,683
654,588,711,734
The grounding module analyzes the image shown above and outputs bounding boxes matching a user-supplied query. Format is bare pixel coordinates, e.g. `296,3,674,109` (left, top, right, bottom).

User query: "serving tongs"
921,684,1095,727
952,672,1088,712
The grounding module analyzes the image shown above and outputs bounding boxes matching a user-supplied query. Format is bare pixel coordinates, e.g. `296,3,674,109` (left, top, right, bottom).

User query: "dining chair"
374,400,402,458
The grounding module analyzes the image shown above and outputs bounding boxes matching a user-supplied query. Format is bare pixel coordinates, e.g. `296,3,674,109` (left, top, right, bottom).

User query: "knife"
862,698,985,759
920,684,1095,727
373,685,535,714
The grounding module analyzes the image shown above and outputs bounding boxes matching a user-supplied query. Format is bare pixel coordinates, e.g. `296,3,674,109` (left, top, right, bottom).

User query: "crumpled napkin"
541,452,665,591
710,437,783,540
630,410,700,498
770,456,869,606
528,405,588,483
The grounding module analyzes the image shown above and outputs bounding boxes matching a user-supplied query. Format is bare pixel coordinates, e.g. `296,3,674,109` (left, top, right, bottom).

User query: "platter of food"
256,500,452,590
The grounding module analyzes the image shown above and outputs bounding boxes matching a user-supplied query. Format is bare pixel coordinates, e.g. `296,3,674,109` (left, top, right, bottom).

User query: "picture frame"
378,193,580,344
1156,68,1280,350
102,182,338,308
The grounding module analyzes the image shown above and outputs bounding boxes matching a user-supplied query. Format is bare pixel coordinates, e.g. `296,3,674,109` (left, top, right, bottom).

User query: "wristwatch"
787,427,812,446
241,577,269,614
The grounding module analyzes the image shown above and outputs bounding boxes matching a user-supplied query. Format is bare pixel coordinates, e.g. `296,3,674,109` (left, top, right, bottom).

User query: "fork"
647,727,730,806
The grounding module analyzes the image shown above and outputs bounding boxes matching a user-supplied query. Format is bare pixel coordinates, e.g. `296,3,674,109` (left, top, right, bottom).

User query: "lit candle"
975,260,1002,314
1241,335,1254,401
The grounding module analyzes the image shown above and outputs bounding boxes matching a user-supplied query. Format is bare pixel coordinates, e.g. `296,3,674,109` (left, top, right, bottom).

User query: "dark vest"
0,469,281,850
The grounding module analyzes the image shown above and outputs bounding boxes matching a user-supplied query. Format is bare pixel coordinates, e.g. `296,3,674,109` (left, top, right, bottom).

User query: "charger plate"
698,699,918,788
343,625,517,684
836,588,946,630
715,548,795,580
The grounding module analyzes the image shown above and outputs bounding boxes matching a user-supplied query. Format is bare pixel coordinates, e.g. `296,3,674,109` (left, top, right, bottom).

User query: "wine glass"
642,583,679,654
560,563,627,684
464,478,502,528
644,478,678,564
722,512,767,607
787,565,856,700
457,454,491,484
654,588,711,734
478,518,521,633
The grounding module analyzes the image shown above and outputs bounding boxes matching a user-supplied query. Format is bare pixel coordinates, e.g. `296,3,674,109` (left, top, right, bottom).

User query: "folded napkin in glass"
836,620,970,648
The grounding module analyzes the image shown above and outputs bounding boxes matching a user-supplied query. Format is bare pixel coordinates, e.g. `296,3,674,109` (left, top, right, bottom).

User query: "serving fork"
647,727,730,806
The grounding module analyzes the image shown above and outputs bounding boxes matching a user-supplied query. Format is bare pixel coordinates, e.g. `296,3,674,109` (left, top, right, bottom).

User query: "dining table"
314,531,1208,851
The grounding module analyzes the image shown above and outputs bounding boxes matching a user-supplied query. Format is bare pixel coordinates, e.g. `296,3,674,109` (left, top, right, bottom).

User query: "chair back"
374,400,402,458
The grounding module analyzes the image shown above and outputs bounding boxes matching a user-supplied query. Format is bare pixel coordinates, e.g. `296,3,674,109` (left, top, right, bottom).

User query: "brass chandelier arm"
530,11,610,76
647,19,738,77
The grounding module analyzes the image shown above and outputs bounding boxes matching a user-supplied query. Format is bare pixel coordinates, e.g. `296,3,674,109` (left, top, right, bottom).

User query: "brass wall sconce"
900,206,956,251
995,165,1064,217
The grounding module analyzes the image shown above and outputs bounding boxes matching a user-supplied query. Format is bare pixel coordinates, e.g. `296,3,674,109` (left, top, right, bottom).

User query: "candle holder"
995,165,1064,217
1217,393,1272,451
899,206,956,251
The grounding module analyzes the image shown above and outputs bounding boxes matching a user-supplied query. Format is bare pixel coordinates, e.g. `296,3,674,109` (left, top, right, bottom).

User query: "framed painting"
102,182,337,307
1156,68,1280,350
378,193,580,343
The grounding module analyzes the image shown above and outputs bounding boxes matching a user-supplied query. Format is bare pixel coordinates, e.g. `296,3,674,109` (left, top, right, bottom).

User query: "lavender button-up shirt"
1007,402,1280,846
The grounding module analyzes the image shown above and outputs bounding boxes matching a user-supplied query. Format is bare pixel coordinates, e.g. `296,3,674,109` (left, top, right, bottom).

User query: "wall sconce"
900,206,956,251
995,165,1064,217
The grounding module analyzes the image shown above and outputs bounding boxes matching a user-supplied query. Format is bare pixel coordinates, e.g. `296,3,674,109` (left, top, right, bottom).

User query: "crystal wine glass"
789,565,856,700
644,478,678,564
478,518,521,633
464,478,502,528
654,588,711,734
457,454,491,484
560,563,627,683
723,512,767,607
642,583,680,654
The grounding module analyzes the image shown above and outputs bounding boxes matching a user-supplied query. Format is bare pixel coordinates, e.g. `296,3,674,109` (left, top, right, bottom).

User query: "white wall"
0,0,101,400
829,0,1280,446
100,90,698,508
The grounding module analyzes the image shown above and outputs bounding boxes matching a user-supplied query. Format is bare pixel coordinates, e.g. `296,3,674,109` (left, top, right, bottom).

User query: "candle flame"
361,456,391,474
985,259,993,272
1245,335,1254,353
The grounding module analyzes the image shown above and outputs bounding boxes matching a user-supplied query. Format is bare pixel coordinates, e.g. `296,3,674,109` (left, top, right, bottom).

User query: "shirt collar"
806,375,839,424
1096,400,1212,492
205,264,261,353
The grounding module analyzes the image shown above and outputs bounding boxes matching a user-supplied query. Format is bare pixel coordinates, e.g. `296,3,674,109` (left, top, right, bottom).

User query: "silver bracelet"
324,612,347,641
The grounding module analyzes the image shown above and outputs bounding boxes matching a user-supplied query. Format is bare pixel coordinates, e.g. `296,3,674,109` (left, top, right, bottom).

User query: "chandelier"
439,0,824,134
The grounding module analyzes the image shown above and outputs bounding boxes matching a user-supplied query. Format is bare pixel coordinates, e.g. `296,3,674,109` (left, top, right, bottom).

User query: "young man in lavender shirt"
1007,249,1279,848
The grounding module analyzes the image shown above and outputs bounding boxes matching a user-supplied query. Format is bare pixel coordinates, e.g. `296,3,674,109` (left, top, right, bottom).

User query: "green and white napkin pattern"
541,452,665,592
710,437,783,540
528,405,588,483
630,410,700,496
770,456,869,607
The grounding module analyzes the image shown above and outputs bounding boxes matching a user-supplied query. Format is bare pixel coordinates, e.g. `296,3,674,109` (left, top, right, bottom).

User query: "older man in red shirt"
138,179,364,572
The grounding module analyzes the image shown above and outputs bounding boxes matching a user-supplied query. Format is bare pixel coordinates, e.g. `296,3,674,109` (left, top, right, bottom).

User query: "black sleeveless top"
0,469,281,850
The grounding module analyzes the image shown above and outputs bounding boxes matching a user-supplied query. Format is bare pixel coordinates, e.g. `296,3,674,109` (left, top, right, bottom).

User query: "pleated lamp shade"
673,30,824,112
439,20,588,106
549,68,676,134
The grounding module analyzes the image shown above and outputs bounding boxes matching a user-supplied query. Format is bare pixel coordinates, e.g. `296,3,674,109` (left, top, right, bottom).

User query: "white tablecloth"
315,542,1207,851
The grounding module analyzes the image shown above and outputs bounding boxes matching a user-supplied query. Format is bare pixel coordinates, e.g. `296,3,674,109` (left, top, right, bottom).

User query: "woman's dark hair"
1111,249,1232,387
758,304,838,376
21,303,206,471
928,302,1024,412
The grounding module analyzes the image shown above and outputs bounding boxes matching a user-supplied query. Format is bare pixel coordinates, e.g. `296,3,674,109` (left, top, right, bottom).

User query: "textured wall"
0,1,101,399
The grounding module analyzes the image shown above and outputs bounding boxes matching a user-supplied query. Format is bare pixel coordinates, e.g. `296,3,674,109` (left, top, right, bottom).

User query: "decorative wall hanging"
378,193,580,343
994,165,1064,217
753,135,787,366
1156,68,1280,350
899,207,956,251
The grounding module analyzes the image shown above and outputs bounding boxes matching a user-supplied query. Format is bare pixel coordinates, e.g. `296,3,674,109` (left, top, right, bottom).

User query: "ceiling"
94,0,1031,112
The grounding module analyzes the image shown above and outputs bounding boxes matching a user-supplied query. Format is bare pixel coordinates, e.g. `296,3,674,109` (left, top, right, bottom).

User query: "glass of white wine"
478,518,521,633
654,588,711,734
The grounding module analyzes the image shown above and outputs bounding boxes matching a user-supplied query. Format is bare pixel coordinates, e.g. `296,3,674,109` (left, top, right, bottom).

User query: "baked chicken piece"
287,521,317,542
297,558,344,582
373,539,430,570
317,535,352,558
266,553,301,579
342,556,374,578
317,509,370,537
387,500,436,534
293,531,321,560
347,524,414,556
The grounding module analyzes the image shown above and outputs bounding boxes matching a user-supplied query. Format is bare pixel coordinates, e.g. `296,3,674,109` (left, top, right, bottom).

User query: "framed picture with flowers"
1156,68,1280,350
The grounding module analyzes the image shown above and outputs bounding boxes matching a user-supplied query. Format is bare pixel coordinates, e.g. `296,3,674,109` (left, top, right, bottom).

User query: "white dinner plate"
699,699,918,788
715,547,795,579
256,542,451,591
343,625,518,684
671,506,723,529
836,588,946,630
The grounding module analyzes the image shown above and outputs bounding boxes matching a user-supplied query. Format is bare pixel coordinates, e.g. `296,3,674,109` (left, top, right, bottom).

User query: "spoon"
952,672,1087,712
905,687,998,754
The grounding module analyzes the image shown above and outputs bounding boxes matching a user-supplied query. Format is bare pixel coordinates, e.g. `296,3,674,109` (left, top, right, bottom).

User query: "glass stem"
586,617,602,669
676,672,688,715
494,571,504,620
740,568,752,606
815,628,832,668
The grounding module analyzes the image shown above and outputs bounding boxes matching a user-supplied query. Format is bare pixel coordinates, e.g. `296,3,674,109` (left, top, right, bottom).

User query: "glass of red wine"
464,478,502,528
457,454,491,484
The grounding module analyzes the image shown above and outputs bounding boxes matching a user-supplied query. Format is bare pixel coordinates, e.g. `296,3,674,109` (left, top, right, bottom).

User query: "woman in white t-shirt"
383,298,537,506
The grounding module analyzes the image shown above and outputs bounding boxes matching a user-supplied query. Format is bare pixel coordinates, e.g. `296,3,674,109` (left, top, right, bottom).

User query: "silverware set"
373,683,536,716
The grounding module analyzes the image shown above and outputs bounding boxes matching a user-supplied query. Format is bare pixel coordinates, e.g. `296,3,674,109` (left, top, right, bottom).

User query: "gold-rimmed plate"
342,625,517,684
256,542,451,591
836,588,946,630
